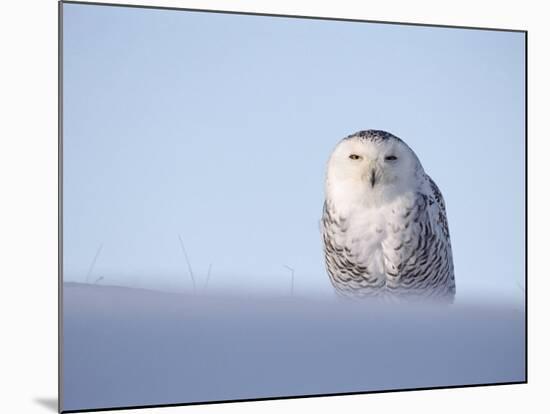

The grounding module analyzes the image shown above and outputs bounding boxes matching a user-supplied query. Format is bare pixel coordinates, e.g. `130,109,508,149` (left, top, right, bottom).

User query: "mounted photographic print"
60,1,527,412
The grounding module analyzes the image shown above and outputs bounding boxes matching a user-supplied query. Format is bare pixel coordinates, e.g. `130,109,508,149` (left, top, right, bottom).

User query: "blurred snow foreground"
62,282,525,412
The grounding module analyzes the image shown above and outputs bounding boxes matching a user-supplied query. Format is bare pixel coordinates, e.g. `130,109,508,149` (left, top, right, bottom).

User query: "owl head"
325,130,424,207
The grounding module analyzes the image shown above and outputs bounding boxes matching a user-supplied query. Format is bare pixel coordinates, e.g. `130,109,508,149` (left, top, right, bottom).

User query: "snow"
62,282,525,412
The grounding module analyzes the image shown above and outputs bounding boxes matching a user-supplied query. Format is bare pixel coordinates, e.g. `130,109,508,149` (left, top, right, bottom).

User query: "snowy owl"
322,130,455,302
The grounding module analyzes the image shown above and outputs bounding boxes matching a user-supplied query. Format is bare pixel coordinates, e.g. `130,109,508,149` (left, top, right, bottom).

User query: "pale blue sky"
62,3,525,301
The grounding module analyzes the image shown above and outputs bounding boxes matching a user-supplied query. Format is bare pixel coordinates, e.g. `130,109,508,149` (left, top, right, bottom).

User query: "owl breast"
344,208,387,274
323,194,417,297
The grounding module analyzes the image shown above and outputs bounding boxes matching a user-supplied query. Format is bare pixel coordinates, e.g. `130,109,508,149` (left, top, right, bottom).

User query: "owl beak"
369,169,377,188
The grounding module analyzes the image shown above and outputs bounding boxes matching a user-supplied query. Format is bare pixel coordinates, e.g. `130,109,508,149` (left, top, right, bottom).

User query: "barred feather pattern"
322,174,455,302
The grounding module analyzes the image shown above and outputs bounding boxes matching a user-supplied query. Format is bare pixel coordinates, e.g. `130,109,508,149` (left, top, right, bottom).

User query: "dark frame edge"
58,1,64,413
59,0,527,33
60,380,527,414
523,30,529,383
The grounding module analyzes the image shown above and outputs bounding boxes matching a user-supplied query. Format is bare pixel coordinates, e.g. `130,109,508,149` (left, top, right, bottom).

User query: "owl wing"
427,176,451,241
382,175,455,299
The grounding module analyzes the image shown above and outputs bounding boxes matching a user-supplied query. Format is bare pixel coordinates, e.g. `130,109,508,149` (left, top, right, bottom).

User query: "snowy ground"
62,282,525,412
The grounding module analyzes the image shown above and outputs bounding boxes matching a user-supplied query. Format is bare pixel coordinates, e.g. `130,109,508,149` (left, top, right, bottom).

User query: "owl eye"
385,155,398,161
349,154,362,160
